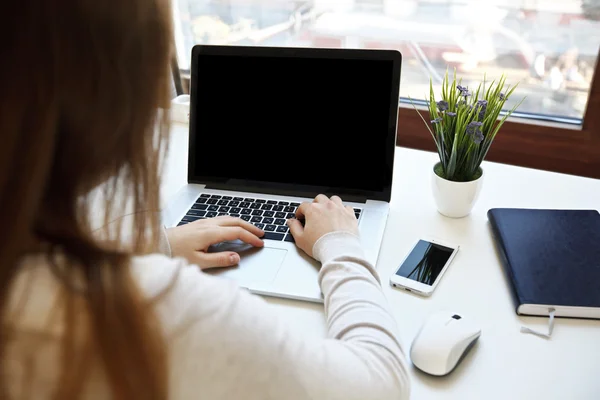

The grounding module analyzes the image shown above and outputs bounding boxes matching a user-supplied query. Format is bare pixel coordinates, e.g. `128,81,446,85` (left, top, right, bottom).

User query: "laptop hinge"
203,182,369,204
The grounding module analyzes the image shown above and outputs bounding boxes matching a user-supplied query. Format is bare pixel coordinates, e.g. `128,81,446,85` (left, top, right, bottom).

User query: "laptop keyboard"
177,193,362,242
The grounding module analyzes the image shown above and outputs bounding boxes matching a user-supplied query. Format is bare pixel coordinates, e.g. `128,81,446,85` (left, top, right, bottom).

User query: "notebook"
487,208,600,319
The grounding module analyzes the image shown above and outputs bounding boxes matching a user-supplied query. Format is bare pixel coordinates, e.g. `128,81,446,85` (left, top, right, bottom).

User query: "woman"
0,0,409,399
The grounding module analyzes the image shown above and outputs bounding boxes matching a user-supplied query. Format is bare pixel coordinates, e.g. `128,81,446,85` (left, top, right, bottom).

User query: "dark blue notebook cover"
487,208,600,319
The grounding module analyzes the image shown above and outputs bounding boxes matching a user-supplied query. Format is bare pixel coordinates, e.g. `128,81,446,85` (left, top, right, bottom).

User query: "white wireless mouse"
410,310,481,376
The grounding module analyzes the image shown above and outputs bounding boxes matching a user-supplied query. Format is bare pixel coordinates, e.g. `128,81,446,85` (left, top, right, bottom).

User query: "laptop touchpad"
206,242,287,286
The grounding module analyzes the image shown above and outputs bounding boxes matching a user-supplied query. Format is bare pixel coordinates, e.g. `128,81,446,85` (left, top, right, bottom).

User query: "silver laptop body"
163,45,402,303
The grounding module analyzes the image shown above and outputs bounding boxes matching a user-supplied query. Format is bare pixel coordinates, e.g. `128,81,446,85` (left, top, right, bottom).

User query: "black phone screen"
395,240,455,286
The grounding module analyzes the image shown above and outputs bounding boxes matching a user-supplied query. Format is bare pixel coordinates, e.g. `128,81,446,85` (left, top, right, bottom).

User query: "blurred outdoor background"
173,0,600,122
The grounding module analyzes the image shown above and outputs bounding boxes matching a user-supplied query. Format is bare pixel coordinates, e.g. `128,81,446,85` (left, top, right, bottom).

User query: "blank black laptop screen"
190,49,398,200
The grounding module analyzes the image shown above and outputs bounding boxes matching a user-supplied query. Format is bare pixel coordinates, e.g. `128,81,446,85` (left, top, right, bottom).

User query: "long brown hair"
0,0,173,398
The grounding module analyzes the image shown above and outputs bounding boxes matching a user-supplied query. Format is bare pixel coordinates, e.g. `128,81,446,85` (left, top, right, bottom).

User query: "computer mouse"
410,310,481,376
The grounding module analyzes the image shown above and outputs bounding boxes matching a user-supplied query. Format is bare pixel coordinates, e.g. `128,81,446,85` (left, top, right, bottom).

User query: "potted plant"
413,71,523,218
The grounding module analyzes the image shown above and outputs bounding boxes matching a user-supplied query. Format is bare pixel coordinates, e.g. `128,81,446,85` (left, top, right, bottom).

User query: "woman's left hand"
166,216,265,269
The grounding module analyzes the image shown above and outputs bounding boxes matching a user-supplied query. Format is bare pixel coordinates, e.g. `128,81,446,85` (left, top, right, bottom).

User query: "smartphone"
389,238,459,296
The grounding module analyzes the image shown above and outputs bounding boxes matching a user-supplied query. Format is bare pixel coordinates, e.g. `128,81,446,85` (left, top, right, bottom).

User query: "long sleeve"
131,232,410,400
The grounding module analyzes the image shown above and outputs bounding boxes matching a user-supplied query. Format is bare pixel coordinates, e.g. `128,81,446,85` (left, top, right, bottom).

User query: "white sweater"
8,231,410,399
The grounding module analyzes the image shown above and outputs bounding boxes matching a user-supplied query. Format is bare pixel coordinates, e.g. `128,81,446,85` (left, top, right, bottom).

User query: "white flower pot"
431,164,484,218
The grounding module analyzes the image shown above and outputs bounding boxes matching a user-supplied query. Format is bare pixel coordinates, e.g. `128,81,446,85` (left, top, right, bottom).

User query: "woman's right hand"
166,216,264,269
287,194,358,259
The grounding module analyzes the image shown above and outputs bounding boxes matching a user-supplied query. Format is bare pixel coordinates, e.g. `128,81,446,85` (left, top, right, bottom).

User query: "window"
173,0,600,178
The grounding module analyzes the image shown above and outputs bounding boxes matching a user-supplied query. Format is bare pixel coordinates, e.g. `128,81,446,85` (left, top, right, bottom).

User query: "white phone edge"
388,237,460,297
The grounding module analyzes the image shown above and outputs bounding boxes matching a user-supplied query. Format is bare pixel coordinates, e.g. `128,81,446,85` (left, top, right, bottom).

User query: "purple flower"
474,130,484,144
447,112,457,117
499,93,506,100
476,100,488,120
457,85,471,97
466,121,484,144
436,100,449,111
430,117,443,124
466,121,483,133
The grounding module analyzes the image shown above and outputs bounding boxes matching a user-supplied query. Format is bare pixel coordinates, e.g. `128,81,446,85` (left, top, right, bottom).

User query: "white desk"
163,123,600,399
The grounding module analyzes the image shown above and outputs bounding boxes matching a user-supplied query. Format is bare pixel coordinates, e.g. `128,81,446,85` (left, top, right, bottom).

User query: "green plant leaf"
415,71,523,181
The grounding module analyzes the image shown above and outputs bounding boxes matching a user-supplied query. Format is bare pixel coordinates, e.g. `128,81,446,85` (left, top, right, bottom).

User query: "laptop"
163,45,402,303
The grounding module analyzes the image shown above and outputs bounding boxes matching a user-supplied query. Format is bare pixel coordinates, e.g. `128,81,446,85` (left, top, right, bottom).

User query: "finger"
210,216,264,237
331,195,344,207
287,219,304,240
207,227,264,248
345,205,355,215
314,194,329,204
194,251,240,269
296,202,311,219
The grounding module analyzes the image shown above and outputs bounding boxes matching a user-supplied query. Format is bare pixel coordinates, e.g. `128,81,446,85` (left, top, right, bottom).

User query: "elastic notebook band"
520,308,556,339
